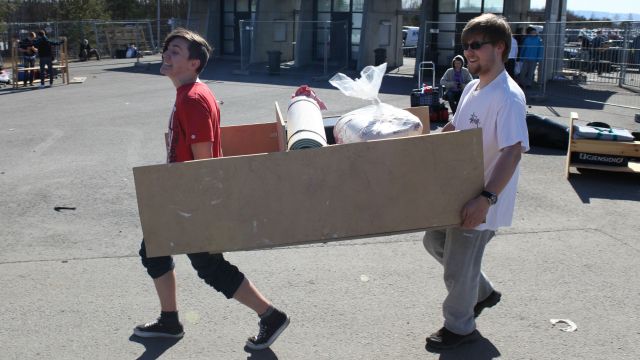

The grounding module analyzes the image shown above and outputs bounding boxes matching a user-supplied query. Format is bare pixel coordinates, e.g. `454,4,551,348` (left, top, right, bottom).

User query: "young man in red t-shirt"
134,28,289,350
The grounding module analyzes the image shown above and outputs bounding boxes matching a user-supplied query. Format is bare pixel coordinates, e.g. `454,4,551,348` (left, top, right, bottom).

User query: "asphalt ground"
1,56,639,360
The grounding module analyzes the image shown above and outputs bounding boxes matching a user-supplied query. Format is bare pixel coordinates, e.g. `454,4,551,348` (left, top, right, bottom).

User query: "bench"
565,112,640,178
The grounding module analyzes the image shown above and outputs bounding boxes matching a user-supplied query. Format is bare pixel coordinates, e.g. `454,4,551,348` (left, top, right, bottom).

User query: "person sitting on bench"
79,39,100,61
440,55,473,114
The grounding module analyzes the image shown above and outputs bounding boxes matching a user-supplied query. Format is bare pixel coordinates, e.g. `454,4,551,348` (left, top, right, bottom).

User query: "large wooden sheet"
134,129,484,257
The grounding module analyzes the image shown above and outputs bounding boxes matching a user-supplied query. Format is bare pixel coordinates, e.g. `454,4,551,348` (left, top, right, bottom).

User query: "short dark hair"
163,28,213,74
461,13,512,63
37,30,46,37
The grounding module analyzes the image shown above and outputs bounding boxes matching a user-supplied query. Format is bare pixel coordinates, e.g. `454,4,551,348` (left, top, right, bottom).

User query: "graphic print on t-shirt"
469,112,480,127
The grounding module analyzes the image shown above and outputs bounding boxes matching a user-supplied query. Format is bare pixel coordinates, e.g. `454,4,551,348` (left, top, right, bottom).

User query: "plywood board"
134,129,484,257
404,106,430,134
220,122,280,157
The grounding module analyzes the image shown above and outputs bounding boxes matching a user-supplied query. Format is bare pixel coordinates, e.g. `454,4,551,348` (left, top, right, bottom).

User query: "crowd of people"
17,30,64,88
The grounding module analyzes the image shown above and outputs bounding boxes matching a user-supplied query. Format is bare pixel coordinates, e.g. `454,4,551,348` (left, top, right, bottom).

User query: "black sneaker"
246,308,290,350
425,327,479,351
133,318,184,338
474,290,502,318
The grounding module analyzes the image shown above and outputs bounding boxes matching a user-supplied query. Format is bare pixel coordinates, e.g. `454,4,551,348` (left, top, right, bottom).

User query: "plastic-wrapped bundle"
329,63,422,144
287,96,328,150
333,103,422,144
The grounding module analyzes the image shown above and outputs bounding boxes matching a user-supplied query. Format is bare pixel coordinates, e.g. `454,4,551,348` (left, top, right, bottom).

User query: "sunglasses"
462,41,492,50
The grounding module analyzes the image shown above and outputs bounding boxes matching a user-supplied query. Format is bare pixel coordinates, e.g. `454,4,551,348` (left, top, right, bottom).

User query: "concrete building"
187,0,567,81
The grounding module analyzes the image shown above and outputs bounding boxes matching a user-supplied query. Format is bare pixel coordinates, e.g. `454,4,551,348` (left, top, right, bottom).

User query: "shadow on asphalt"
102,59,416,96
243,345,279,359
526,146,566,156
427,332,501,359
568,170,640,203
528,82,617,110
129,334,182,360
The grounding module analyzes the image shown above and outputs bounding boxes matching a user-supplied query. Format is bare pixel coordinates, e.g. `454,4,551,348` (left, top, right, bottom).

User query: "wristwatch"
480,190,498,206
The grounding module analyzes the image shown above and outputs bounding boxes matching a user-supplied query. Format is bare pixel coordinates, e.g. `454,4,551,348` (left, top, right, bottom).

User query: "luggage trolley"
410,61,448,122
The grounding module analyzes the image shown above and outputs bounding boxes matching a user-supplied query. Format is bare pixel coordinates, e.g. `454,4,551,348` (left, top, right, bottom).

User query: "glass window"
352,13,362,28
353,0,364,11
351,29,361,45
224,0,234,11
224,40,234,53
459,0,482,12
333,0,349,12
316,42,328,58
317,0,331,11
402,0,421,10
236,0,249,12
483,0,503,13
224,13,235,26
224,26,234,40
316,27,330,42
438,0,456,12
251,0,257,12
351,45,359,58
317,12,331,25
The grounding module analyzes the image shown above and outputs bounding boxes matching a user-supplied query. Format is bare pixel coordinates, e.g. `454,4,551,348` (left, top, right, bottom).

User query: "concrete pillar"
359,0,403,70
542,0,567,83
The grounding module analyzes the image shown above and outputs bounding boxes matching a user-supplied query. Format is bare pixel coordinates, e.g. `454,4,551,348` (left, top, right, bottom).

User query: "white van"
403,26,419,48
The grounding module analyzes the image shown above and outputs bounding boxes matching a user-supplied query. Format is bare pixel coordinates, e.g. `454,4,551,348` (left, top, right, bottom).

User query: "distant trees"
1,0,188,23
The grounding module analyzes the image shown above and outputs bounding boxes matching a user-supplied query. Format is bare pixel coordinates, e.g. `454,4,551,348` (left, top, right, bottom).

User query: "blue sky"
531,0,639,14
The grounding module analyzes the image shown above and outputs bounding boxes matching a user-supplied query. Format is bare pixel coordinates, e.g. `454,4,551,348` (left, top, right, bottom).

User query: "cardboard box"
133,105,483,257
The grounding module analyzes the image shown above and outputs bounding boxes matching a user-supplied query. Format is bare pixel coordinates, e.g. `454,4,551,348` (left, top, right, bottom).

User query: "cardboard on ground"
133,105,484,257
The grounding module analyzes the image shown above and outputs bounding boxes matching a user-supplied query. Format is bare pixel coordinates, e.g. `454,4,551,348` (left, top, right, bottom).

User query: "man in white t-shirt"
423,13,529,351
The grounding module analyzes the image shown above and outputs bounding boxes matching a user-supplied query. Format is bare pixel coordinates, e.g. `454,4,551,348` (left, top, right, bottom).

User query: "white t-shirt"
509,37,518,59
452,70,529,231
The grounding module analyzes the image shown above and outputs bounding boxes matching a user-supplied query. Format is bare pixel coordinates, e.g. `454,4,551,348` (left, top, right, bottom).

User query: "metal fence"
238,20,348,77
420,20,640,98
0,19,185,66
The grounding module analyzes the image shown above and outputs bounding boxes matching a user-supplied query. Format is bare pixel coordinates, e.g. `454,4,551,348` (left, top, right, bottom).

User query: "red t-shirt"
166,82,221,163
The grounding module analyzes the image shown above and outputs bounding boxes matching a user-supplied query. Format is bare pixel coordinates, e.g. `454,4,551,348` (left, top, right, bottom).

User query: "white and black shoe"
133,318,184,338
246,307,290,350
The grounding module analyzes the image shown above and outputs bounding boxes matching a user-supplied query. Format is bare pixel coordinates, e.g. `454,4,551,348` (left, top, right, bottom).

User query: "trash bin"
374,48,386,66
267,50,282,75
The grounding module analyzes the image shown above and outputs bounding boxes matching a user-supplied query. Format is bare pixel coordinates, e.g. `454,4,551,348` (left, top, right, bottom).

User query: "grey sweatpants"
423,228,495,335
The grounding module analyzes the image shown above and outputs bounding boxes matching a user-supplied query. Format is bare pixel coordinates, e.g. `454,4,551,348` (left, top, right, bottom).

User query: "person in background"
517,26,543,89
126,44,140,59
505,34,518,79
18,32,37,87
440,55,473,114
79,39,100,61
590,30,607,74
33,30,64,88
632,33,640,67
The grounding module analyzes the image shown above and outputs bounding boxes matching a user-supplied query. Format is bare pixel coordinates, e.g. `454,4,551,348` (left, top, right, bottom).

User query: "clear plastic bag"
329,63,422,144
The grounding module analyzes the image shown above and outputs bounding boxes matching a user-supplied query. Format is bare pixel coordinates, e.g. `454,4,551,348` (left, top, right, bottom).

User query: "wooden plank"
565,112,578,178
274,102,287,151
134,129,484,257
220,122,280,157
570,139,640,157
404,106,431,134
568,162,640,173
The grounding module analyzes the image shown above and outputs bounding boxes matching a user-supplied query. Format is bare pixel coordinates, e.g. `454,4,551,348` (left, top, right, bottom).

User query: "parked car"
402,26,419,57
